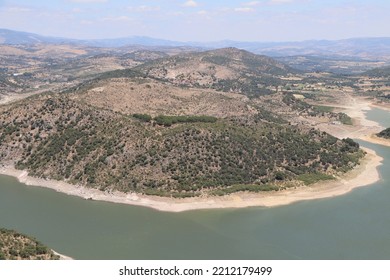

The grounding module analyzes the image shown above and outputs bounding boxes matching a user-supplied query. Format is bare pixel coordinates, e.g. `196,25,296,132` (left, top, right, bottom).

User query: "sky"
0,0,390,42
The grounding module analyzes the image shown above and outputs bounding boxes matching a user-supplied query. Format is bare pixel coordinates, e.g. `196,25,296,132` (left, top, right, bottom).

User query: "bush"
132,114,152,122
154,115,217,126
377,128,390,139
298,173,334,185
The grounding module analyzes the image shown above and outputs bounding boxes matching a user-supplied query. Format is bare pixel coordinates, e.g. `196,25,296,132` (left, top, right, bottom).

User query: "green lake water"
0,108,389,260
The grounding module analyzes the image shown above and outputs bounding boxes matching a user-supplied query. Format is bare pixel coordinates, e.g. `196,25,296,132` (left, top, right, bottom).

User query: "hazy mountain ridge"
2,29,390,60
0,28,183,47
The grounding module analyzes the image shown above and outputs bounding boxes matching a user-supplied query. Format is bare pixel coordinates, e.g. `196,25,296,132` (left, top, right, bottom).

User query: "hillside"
68,70,254,118
0,228,59,260
135,48,296,98
0,94,364,197
363,66,390,77
64,67,350,128
0,28,71,45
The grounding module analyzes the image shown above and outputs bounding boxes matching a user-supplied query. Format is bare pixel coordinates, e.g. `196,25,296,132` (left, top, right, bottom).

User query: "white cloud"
127,5,160,12
269,0,293,3
182,0,198,7
80,19,93,25
102,16,132,22
68,0,108,3
234,7,255,12
169,11,185,16
243,1,261,6
6,6,32,12
197,10,208,15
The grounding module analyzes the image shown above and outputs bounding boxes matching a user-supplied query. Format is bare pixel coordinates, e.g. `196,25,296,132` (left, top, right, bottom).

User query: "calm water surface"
0,108,389,259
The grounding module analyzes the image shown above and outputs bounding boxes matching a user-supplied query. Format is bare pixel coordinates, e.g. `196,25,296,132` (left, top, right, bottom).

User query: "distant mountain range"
0,28,183,47
1,28,390,60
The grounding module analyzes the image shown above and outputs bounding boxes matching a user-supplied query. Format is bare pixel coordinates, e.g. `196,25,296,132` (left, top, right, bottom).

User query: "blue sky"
0,0,389,42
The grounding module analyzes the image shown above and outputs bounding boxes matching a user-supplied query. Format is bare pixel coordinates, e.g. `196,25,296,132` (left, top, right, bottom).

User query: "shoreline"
362,134,390,147
52,250,73,260
0,146,382,212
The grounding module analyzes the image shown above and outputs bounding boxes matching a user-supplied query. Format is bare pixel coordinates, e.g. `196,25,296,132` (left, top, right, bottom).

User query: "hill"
236,38,390,60
377,128,390,139
363,66,390,77
3,29,390,63
0,28,77,45
66,68,254,118
135,48,296,98
0,28,183,47
0,94,364,197
0,228,59,260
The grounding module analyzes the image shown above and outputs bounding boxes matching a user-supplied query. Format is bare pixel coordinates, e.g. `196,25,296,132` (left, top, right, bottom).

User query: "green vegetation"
0,228,59,260
132,113,152,122
297,173,335,185
136,48,294,98
132,114,218,126
211,184,279,196
363,66,390,78
254,107,287,124
377,128,390,139
338,113,353,125
153,115,217,126
282,94,353,125
95,69,144,80
314,105,334,113
213,76,278,98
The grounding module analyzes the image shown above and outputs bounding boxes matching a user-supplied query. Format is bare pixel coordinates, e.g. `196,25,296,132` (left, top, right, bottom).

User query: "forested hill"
0,228,59,260
0,95,364,197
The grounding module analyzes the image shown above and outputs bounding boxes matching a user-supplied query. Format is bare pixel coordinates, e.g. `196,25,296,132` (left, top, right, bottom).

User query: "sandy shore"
52,250,73,260
315,95,389,147
362,135,390,147
315,96,384,139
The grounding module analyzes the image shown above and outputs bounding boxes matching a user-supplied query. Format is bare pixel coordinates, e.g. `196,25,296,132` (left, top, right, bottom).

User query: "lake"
0,107,389,259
